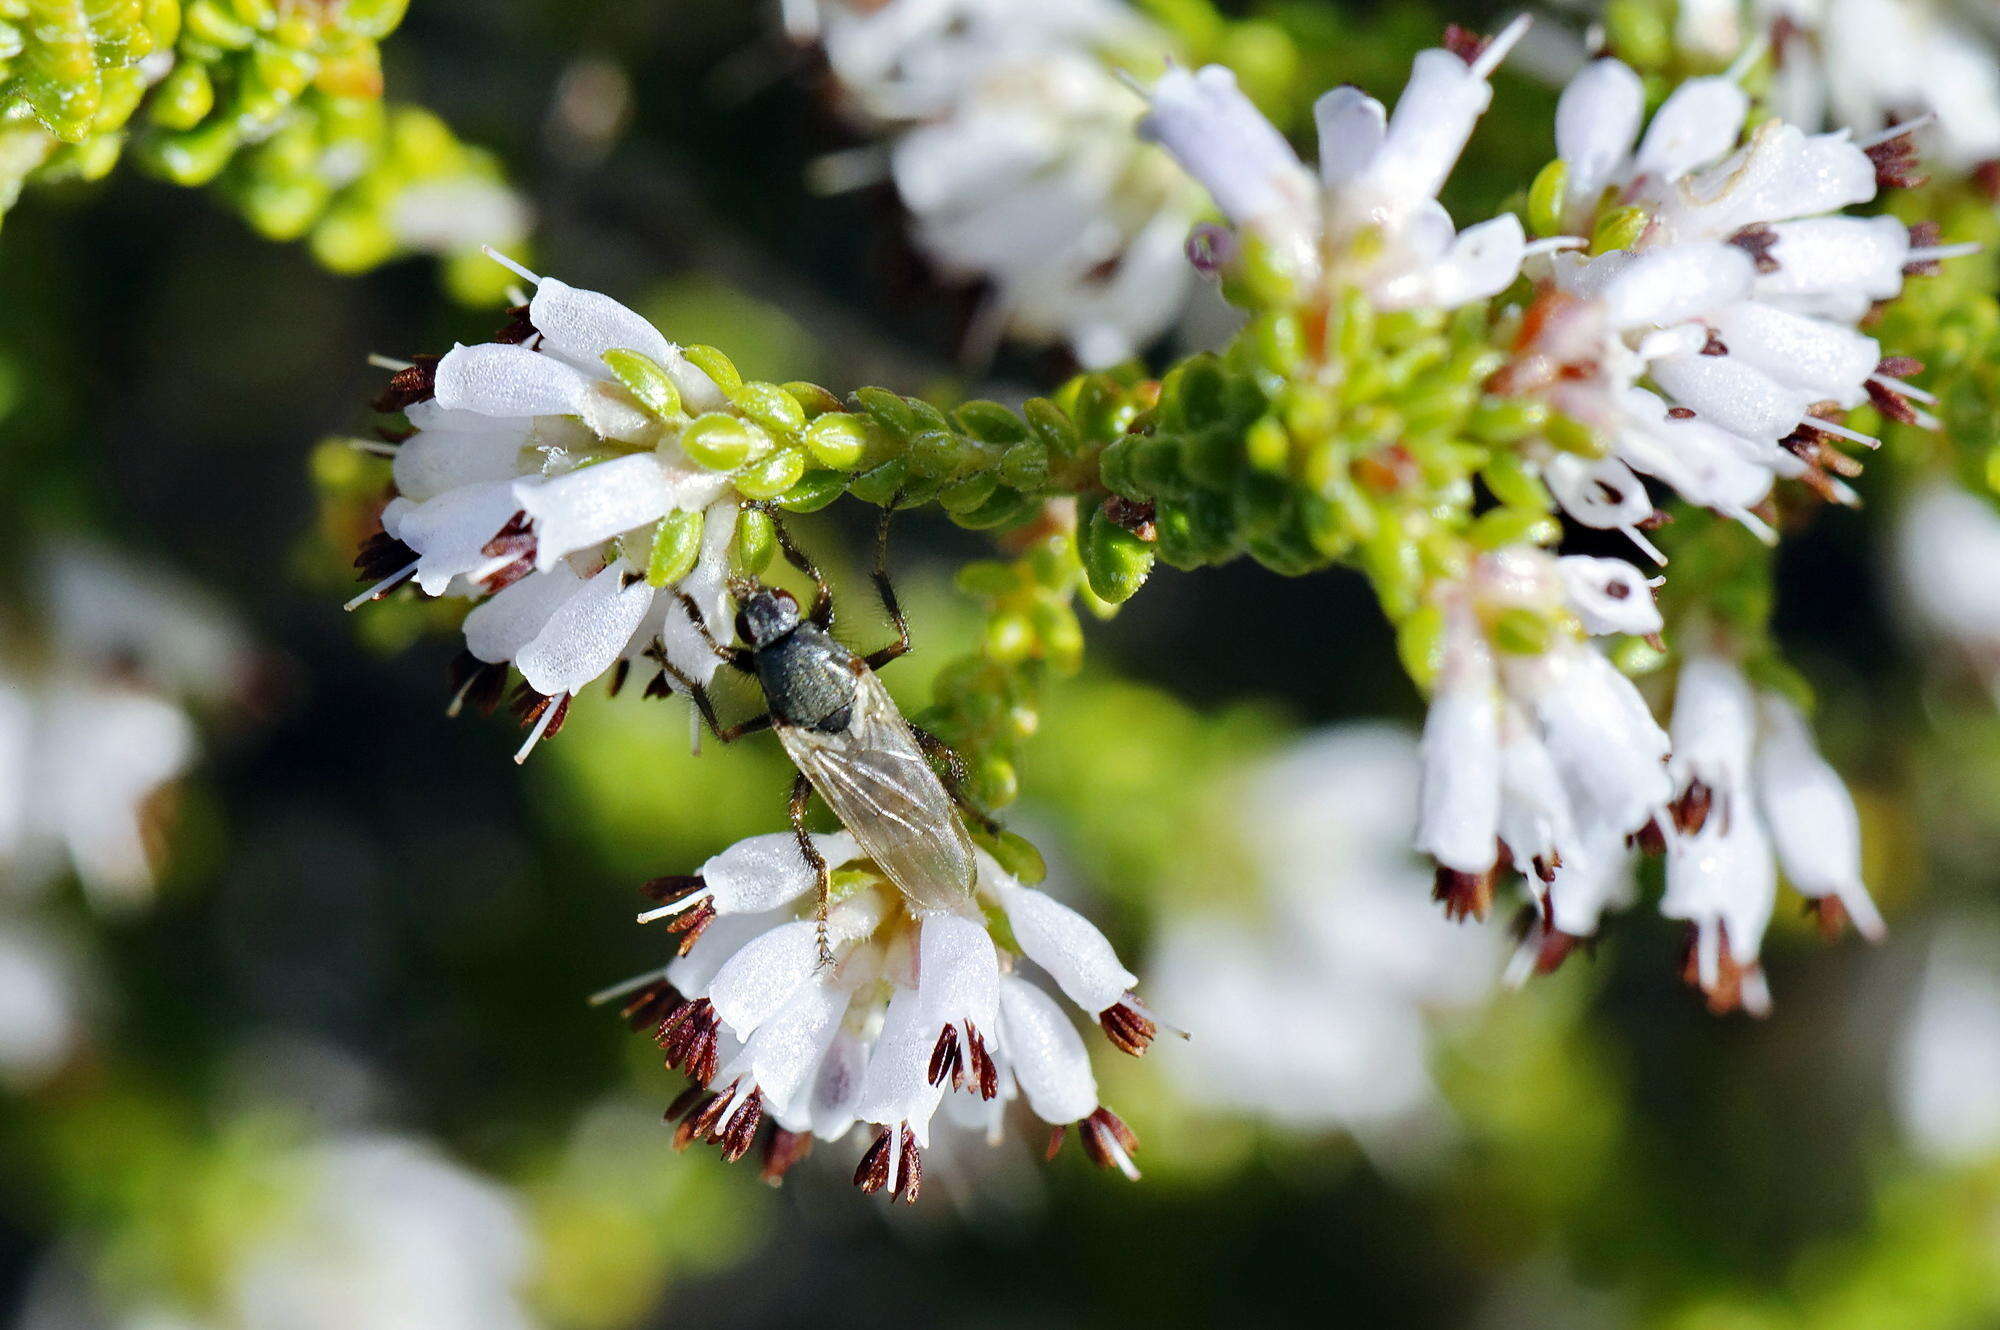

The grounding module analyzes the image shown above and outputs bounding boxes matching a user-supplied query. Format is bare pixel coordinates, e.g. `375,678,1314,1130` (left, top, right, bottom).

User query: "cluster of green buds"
0,0,523,296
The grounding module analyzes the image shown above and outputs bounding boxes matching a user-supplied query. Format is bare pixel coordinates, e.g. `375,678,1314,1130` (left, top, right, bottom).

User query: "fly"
663,505,992,956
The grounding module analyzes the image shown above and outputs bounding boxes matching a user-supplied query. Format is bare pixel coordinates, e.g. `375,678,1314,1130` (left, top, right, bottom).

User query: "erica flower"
1660,655,1883,1015
1142,19,1538,313
353,258,831,761
1151,726,1496,1157
1764,0,2000,174
806,0,1206,366
1893,481,2000,703
1416,548,1672,930
2,544,252,906
608,829,1151,1201
1499,54,1965,556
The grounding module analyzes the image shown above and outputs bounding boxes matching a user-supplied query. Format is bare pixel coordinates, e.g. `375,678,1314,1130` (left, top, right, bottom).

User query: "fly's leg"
659,659,774,743
790,772,835,969
762,506,836,632
908,722,1001,835
862,501,913,672
674,592,756,676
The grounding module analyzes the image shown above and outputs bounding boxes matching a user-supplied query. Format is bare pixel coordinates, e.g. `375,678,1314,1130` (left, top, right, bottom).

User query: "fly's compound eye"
733,608,757,646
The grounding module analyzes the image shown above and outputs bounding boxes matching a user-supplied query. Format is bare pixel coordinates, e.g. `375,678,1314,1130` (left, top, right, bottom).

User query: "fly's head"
734,584,801,650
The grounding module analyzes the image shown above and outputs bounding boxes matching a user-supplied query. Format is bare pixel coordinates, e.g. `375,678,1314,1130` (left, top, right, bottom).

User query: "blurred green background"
1,2,1998,1328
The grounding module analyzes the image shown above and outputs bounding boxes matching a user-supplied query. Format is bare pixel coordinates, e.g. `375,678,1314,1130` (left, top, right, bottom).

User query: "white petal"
1543,454,1655,529
1526,645,1671,836
528,278,728,413
1631,76,1747,183
1417,624,1502,872
515,455,677,571
1755,215,1910,314
807,1030,869,1140
392,418,532,503
854,984,946,1140
1354,47,1497,221
462,564,583,664
916,911,999,1033
701,830,860,915
746,978,852,1120
1754,693,1884,938
1599,243,1754,329
658,501,741,685
1558,555,1663,636
994,879,1136,1015
1556,59,1643,219
997,977,1098,1125
433,342,596,419
395,481,520,595
514,561,655,695
1706,300,1879,408
1648,352,1814,443
1315,85,1387,186
1669,655,1756,794
1141,65,1315,240
707,920,824,1038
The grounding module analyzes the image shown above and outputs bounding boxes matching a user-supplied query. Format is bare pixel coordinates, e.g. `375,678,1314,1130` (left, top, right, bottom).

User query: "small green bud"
683,413,765,471
954,399,1030,445
998,440,1051,492
1591,204,1649,255
1033,600,1085,675
734,506,777,575
781,382,842,418
1492,608,1556,656
906,429,964,479
938,470,1000,515
1161,356,1228,432
646,509,704,587
853,386,920,441
802,413,873,470
733,380,808,437
954,560,1019,599
1469,397,1549,445
950,486,1035,531
1545,412,1607,457
735,448,808,501
602,349,682,421
184,0,258,47
1469,507,1561,551
848,458,910,507
1480,454,1551,512
1245,415,1291,475
973,754,1019,810
1396,604,1447,691
682,345,742,394
1130,437,1188,500
985,611,1036,665
1023,398,1080,459
1079,505,1155,604
148,61,214,131
1528,159,1568,237
982,828,1047,884
1097,436,1148,502
142,120,242,185
774,469,847,513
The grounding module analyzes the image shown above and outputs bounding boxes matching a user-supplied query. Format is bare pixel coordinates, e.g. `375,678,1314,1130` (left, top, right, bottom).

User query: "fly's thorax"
757,623,862,731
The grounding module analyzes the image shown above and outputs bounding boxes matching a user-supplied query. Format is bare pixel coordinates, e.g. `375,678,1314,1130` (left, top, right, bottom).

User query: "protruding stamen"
481,246,543,286
1078,1107,1142,1181
1468,14,1531,81
512,691,570,764
762,1128,813,1185
343,562,418,612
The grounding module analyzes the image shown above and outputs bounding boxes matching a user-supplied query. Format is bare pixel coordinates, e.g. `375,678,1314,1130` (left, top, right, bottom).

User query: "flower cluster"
1498,53,1963,555
0,0,522,294
798,0,1210,366
610,830,1151,1201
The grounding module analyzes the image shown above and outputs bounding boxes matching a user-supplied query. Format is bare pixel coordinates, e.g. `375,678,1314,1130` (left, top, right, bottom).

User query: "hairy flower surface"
614,830,1150,1201
1502,54,1960,555
1142,18,1535,314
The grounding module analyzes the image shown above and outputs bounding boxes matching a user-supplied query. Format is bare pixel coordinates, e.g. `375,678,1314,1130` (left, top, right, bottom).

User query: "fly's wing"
778,668,977,912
